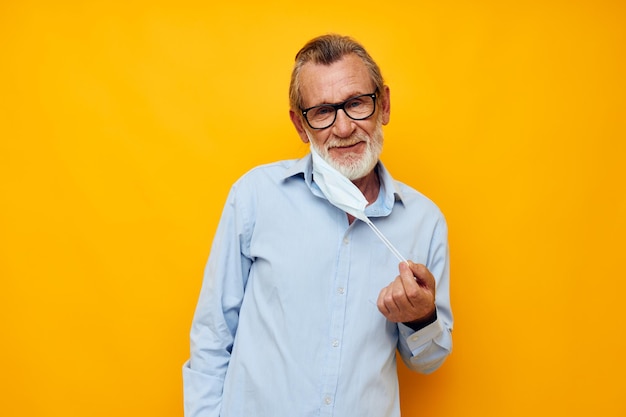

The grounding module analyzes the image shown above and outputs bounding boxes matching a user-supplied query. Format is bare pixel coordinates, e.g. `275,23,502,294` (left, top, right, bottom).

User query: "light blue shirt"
183,154,453,417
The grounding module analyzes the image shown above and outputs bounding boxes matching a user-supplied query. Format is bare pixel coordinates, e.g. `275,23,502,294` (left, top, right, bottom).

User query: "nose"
331,109,356,138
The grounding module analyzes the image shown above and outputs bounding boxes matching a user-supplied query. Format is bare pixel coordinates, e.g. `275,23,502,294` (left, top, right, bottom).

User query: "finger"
376,285,393,314
391,264,420,309
379,279,406,314
398,261,420,288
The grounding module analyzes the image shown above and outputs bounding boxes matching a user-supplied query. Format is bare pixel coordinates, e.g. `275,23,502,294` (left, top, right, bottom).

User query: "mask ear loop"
363,218,408,265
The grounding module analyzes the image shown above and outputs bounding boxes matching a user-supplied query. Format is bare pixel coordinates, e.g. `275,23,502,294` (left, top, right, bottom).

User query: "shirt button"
343,237,349,245
337,287,345,295
324,396,332,405
332,339,340,347
411,334,419,342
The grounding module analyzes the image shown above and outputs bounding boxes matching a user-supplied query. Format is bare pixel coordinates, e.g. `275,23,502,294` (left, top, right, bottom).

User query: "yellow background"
1,1,625,416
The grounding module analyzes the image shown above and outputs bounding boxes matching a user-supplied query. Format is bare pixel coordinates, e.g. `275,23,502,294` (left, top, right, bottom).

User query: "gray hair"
289,34,385,111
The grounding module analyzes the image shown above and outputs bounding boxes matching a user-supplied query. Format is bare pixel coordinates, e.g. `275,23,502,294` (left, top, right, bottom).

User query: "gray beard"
307,120,384,181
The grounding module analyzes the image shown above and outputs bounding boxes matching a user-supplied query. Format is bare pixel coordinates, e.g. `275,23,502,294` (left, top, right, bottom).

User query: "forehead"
299,54,373,107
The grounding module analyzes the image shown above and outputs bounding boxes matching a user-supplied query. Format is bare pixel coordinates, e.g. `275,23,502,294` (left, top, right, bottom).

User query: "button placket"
319,228,352,415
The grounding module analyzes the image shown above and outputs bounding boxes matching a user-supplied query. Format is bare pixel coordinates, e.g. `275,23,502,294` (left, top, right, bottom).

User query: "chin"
333,153,379,180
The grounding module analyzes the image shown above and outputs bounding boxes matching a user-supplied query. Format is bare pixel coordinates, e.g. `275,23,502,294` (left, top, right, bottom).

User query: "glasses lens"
307,105,336,129
344,95,375,120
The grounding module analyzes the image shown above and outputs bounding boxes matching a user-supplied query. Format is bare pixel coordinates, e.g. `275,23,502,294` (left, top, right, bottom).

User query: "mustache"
325,133,369,150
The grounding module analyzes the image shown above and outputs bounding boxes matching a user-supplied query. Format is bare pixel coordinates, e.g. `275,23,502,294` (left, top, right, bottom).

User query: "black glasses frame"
300,91,378,130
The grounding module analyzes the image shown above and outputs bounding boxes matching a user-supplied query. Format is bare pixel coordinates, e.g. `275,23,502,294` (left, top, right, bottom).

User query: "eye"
310,106,334,118
346,97,365,109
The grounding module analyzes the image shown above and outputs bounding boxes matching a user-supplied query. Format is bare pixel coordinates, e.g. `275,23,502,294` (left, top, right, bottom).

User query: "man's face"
290,54,391,180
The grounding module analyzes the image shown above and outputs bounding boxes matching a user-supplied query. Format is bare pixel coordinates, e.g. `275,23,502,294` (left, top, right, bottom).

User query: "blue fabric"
183,153,453,417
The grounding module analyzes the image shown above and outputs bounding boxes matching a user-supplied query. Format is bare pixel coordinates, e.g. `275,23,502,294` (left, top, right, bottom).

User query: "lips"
329,140,365,150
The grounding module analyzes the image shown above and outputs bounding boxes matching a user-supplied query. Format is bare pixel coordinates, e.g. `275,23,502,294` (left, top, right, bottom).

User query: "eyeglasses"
300,91,378,130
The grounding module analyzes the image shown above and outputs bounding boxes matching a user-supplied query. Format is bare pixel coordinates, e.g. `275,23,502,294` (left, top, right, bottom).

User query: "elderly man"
183,34,453,417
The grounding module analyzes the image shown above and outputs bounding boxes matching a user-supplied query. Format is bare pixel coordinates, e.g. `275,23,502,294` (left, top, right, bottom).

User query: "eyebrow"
311,90,370,107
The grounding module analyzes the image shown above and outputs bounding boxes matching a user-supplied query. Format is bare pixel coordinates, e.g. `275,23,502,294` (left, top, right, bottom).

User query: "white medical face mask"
310,145,369,222
310,145,407,264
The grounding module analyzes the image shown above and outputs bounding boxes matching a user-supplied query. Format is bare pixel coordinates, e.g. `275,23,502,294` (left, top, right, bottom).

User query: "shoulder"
235,159,300,185
228,158,305,199
394,179,446,220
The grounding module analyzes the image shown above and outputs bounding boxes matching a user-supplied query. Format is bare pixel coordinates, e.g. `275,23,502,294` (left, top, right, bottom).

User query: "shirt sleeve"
183,181,253,417
396,215,453,374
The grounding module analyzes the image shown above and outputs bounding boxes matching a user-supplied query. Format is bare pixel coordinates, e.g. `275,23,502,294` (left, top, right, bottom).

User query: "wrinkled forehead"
298,54,375,108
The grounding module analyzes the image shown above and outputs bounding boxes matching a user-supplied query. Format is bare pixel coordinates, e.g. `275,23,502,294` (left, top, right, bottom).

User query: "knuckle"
405,287,420,299
385,292,396,304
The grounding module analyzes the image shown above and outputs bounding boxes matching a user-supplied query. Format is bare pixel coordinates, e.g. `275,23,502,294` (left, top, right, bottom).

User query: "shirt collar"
284,153,314,187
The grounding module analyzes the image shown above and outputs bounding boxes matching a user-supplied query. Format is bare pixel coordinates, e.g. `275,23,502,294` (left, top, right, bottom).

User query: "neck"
352,168,380,206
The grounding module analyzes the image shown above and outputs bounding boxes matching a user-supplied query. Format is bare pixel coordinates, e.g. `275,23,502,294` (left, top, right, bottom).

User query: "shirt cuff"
399,317,445,354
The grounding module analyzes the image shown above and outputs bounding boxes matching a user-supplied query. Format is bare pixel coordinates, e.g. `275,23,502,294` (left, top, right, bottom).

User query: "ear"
380,85,391,125
290,109,310,143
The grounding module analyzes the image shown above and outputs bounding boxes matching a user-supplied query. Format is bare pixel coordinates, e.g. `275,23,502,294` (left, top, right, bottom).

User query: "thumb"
399,261,417,283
